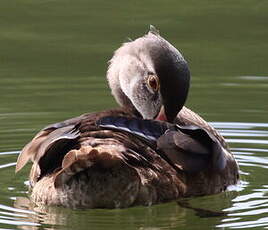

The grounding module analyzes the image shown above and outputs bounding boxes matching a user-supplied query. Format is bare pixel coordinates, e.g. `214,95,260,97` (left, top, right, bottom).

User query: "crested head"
107,27,190,122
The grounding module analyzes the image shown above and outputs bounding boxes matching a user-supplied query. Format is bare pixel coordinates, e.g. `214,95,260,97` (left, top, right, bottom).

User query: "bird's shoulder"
15,108,134,173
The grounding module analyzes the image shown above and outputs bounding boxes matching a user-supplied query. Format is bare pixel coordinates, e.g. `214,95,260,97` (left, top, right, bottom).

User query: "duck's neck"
120,105,142,119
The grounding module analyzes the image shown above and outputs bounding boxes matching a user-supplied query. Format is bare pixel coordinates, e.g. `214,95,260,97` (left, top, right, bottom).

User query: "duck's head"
107,27,190,122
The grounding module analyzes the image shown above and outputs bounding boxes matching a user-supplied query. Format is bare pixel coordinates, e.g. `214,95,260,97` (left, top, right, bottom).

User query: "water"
0,0,268,229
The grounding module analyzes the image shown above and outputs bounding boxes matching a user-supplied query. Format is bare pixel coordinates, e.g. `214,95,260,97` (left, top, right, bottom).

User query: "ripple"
212,122,268,229
0,203,40,228
227,139,268,145
0,151,20,156
1,122,268,229
217,217,268,229
211,122,268,129
239,76,268,81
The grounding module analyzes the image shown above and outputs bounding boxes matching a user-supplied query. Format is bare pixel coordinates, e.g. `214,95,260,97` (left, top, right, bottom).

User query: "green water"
0,0,268,229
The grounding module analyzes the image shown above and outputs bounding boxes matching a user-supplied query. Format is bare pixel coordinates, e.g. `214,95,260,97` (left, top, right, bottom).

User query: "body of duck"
16,27,239,209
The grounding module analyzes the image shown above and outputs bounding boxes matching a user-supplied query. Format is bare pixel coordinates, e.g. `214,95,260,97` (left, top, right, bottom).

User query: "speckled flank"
31,164,141,209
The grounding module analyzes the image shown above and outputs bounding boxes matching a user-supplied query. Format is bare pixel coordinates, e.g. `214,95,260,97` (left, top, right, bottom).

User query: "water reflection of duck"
15,27,239,209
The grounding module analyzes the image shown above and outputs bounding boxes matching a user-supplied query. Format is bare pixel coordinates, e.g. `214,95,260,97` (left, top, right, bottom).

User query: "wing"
176,107,228,149
15,114,85,173
16,108,137,186
97,116,171,142
157,126,227,173
15,110,124,173
97,116,228,174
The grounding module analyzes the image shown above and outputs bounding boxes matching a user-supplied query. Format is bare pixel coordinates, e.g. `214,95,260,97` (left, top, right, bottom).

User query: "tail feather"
54,146,125,188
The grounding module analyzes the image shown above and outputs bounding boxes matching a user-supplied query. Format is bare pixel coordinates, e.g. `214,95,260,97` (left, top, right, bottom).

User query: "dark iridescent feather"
97,116,227,173
97,116,171,142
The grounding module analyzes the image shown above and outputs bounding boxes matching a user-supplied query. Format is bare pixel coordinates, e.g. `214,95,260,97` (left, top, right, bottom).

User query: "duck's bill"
155,106,167,121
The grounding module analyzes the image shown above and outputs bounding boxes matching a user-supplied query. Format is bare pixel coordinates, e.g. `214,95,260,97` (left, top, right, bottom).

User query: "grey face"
117,55,162,119
107,30,190,122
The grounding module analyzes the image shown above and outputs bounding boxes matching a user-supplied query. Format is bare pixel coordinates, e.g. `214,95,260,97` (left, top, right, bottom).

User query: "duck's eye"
147,75,160,92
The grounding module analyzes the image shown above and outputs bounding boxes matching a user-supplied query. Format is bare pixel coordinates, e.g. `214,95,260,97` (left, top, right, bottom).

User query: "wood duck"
16,27,239,209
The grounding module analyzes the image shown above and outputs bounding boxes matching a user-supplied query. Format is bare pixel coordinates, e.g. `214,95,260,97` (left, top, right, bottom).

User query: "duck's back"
16,107,239,208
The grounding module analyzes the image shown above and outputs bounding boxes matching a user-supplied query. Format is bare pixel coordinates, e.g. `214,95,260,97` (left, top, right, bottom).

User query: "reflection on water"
1,0,267,228
215,122,268,229
0,202,39,228
0,121,268,229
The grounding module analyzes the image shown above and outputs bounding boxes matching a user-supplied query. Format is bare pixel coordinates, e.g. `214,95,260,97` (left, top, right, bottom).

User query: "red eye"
147,75,160,92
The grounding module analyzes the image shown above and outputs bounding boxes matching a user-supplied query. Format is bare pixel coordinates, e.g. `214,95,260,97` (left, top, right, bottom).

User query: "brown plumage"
16,27,239,209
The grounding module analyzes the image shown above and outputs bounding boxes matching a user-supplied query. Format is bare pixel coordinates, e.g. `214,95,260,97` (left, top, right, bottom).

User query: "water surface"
0,0,268,229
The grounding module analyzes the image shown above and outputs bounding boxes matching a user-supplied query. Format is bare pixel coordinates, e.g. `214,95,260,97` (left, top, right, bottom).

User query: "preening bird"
16,27,239,209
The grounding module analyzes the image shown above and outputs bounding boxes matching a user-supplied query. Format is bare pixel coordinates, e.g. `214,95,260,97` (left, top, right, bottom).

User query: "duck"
15,27,239,209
